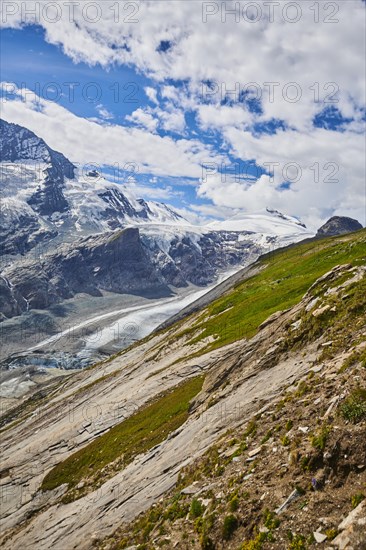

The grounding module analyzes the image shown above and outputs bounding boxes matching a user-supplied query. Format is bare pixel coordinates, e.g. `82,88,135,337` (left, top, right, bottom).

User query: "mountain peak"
0,119,74,172
317,216,363,237
265,207,306,228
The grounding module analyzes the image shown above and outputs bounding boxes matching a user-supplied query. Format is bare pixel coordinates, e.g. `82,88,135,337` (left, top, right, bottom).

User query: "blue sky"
1,25,258,216
0,1,365,227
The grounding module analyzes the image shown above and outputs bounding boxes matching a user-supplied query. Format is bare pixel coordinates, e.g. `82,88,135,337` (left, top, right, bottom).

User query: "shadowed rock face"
1,228,169,314
317,216,363,237
0,210,57,256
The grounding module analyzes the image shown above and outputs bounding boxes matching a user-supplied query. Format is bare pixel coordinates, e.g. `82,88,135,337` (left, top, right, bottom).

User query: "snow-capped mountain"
0,119,186,254
208,208,307,236
0,118,314,323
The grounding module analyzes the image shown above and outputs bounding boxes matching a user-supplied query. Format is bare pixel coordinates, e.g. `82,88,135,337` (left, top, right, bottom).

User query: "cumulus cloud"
126,108,159,133
0,86,221,178
199,127,366,228
127,104,186,135
1,0,365,226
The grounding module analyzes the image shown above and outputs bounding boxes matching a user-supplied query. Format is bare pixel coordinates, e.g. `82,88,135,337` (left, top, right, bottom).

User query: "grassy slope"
41,375,204,495
177,230,366,354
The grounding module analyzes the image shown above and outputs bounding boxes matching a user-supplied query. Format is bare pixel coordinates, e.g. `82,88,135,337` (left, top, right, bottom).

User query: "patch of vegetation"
261,429,272,444
41,376,204,495
240,532,268,550
287,532,308,549
338,348,366,374
325,528,338,540
311,424,331,451
175,231,366,355
222,514,238,540
281,269,366,364
263,509,280,530
200,533,215,549
351,492,365,509
229,494,239,512
340,387,366,423
190,498,205,518
285,419,293,431
243,420,257,438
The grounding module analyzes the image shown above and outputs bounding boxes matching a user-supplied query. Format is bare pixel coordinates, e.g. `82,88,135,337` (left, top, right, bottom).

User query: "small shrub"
229,495,239,512
340,388,366,423
294,484,306,496
243,420,257,438
215,464,225,477
286,419,294,431
240,533,267,549
311,424,330,450
351,492,365,509
261,429,272,444
281,435,291,446
287,531,307,549
222,514,238,540
200,533,215,550
300,455,311,471
263,509,280,530
295,381,310,398
325,528,338,540
338,351,361,373
194,517,204,534
190,498,205,519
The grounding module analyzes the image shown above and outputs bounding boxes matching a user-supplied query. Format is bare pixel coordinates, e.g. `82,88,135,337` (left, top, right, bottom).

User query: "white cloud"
127,104,186,135
145,87,158,105
126,107,159,133
1,1,365,225
199,127,366,228
0,86,221,179
96,104,114,121
197,104,253,131
3,1,363,128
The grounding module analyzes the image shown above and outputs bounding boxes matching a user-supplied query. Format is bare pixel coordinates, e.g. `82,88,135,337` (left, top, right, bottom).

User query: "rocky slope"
0,229,365,550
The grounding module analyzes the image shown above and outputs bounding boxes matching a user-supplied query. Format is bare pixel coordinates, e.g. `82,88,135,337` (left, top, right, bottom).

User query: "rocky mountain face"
1,228,169,318
0,119,312,324
0,226,265,321
316,215,363,237
0,119,75,216
0,230,365,550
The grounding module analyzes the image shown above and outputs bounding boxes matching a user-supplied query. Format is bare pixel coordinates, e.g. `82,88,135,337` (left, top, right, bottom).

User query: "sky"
0,0,365,229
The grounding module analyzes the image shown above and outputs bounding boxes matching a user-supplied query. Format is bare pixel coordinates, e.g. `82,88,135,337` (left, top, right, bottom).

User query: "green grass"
41,375,204,493
178,230,366,354
340,387,366,424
